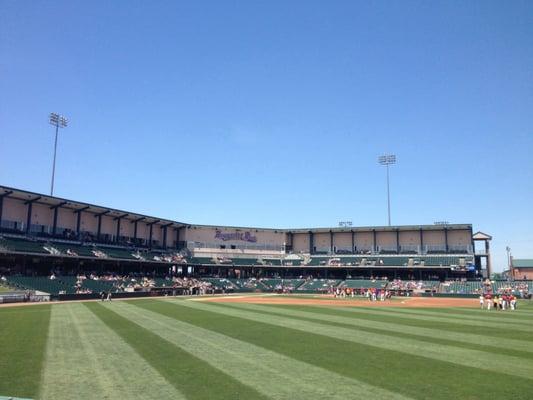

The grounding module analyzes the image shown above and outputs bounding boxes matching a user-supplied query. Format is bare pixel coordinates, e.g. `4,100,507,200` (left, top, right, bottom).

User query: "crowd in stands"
47,271,214,295
331,286,393,300
3,260,533,299
91,249,108,259
492,281,531,298
388,279,438,291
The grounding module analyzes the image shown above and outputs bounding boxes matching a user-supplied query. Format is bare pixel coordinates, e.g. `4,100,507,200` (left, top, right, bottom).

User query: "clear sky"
1,1,532,272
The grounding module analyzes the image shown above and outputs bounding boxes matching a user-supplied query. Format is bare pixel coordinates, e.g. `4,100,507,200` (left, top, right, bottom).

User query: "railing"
399,245,419,253
29,224,51,234
425,245,447,253
448,245,472,253
334,246,354,254
0,219,24,232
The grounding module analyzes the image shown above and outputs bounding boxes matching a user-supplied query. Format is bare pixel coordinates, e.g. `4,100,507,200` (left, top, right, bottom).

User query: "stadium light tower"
49,113,68,196
506,246,512,269
378,154,396,226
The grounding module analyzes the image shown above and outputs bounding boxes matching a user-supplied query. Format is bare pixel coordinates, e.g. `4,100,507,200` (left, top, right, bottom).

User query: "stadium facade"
0,185,493,282
509,259,533,280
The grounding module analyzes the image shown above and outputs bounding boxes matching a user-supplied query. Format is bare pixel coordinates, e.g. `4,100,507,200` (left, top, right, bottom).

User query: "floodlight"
48,113,69,196
378,154,397,226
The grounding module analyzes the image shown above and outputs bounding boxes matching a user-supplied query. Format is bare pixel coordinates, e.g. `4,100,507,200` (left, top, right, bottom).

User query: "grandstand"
1,184,527,301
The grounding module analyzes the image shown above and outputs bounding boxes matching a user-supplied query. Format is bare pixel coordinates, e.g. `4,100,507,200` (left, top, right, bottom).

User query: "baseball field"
1,295,533,400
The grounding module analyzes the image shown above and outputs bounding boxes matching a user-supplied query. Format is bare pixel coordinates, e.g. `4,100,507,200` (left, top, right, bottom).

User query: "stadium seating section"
297,279,341,291
0,235,184,263
305,255,473,267
1,235,476,270
0,237,49,254
4,274,532,296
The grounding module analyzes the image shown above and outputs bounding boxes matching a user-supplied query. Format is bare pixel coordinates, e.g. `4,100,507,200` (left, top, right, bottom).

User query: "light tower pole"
49,113,68,196
378,154,396,226
506,246,512,278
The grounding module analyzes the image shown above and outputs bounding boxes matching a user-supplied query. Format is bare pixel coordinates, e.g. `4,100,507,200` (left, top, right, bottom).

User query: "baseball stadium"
3,2,533,400
1,184,532,400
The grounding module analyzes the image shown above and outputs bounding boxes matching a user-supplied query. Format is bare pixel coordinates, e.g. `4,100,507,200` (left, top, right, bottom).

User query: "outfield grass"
1,298,532,399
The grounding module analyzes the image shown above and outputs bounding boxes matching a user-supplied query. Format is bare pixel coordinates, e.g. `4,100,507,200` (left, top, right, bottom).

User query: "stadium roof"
285,224,472,233
0,185,184,229
0,184,472,233
512,259,533,268
473,231,492,240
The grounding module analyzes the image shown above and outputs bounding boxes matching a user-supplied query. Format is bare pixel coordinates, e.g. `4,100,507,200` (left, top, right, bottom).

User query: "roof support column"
146,220,160,249
351,230,355,253
97,215,102,238
287,232,293,251
372,229,377,253
24,196,41,234
309,231,314,254
74,206,89,238
444,228,449,253
114,214,128,244
174,228,180,249
49,201,66,236
95,210,110,241
330,230,334,253
130,217,145,245
419,228,424,253
53,207,59,235
162,223,173,249
0,191,13,229
485,240,491,278
26,202,33,233
470,226,475,254
396,229,400,253
116,218,121,242
76,211,82,235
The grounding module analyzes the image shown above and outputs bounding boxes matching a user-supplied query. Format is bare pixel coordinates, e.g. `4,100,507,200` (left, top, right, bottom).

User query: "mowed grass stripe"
87,302,268,400
169,299,533,380
223,303,533,355
366,306,533,326
446,303,533,316
327,306,533,334
233,303,533,352
0,305,50,399
39,303,184,400
285,304,533,347
413,304,533,319
147,299,533,400
431,305,533,321
109,301,413,400
310,306,533,341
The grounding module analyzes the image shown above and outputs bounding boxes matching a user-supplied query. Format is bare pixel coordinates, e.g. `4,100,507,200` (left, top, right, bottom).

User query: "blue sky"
0,1,532,271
